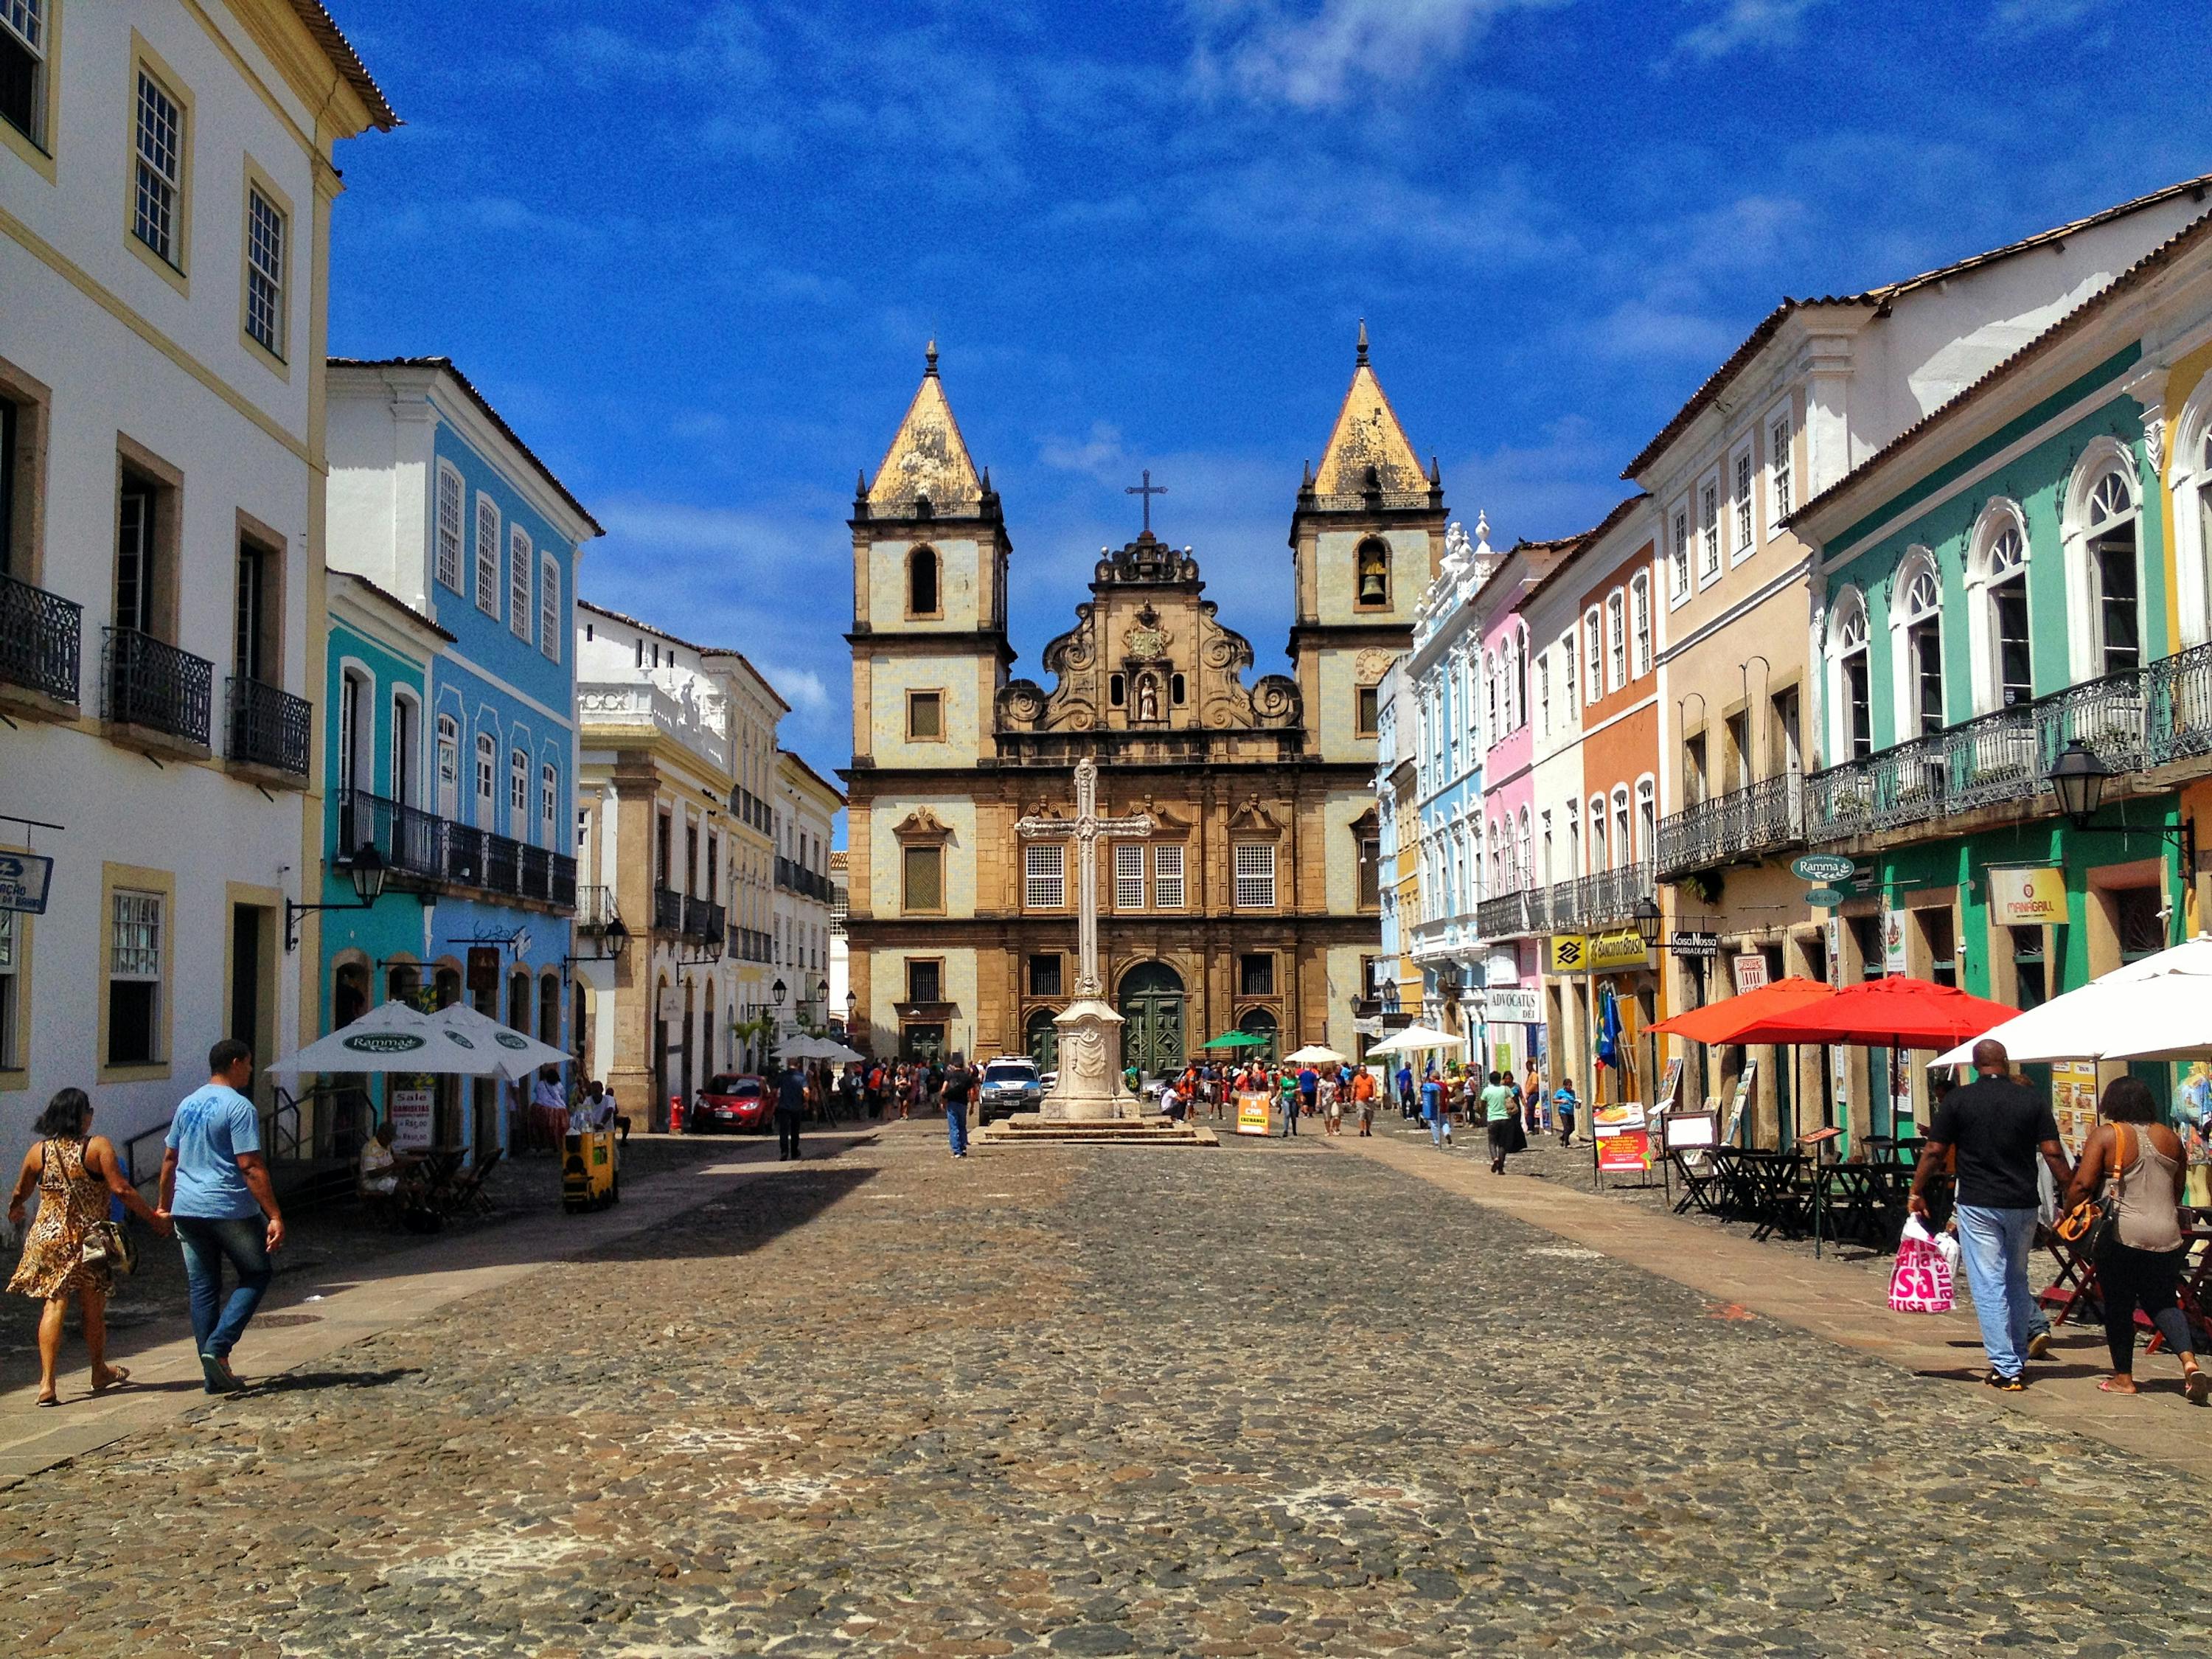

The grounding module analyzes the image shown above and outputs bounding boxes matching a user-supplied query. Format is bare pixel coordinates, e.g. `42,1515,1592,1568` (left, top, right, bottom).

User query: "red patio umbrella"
1723,975,2016,1050
1647,976,1835,1044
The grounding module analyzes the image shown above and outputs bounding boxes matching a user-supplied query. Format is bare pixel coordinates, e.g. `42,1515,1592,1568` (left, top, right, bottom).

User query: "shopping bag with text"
1887,1215,1955,1315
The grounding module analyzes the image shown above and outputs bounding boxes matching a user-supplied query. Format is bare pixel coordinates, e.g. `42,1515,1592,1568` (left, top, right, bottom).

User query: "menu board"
2048,1060,2100,1159
390,1086,434,1152
1724,1060,1758,1146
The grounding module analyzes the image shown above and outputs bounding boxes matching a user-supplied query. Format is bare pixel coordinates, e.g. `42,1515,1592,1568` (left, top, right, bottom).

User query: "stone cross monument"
1017,757,1153,1120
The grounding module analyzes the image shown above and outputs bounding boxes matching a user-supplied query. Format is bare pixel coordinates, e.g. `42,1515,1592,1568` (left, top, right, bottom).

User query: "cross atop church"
1016,757,1153,999
1125,469,1167,535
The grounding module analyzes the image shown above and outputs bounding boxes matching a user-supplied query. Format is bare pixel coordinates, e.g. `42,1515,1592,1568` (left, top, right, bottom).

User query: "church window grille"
1239,953,1275,996
1026,843,1065,909
1114,843,1144,909
1356,538,1391,608
907,546,939,616
1234,843,1276,909
902,846,943,914
475,496,501,617
434,465,465,592
1153,844,1185,909
1357,684,1379,737
1028,953,1062,997
906,690,942,740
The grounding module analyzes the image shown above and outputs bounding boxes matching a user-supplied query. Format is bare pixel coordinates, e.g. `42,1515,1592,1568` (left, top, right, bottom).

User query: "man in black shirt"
1910,1039,2072,1391
940,1054,973,1159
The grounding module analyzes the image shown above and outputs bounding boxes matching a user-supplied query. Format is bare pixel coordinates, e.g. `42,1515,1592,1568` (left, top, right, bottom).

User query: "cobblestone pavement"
6,1121,2207,1657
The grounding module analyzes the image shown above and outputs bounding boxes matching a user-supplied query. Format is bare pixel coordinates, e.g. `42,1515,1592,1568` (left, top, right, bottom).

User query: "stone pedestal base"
1043,998,1137,1122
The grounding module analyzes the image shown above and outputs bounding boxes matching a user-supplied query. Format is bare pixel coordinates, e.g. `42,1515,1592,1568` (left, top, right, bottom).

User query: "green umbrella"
1203,1031,1269,1048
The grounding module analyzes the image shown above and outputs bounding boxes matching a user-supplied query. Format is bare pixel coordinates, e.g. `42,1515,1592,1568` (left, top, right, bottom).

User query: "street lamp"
846,990,858,1022
2047,739,2112,827
815,976,830,1006
1630,895,1663,950
285,841,388,953
771,978,787,1008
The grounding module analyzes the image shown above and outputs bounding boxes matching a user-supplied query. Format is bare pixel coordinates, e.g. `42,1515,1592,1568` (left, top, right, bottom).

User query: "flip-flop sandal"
91,1367,131,1394
35,1394,59,1407
2097,1377,2139,1394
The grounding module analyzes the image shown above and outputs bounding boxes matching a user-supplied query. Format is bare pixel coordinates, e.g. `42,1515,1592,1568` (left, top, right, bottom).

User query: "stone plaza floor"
4,1119,2208,1656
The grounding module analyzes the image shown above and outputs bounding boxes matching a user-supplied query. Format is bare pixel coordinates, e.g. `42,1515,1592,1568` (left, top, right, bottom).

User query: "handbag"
2054,1123,2131,1256
81,1219,137,1276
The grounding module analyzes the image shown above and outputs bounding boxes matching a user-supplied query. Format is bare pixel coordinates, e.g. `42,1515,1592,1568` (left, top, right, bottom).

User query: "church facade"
842,335,1443,1074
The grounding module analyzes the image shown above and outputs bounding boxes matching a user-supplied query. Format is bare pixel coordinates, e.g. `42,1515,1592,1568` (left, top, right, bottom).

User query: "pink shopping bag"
1887,1215,1955,1314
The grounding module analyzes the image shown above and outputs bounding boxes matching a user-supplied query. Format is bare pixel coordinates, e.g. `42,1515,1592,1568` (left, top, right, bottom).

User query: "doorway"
1117,961,1186,1078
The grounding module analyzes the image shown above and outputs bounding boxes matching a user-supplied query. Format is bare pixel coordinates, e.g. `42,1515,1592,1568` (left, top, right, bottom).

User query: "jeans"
1954,1204,2039,1379
775,1109,803,1161
1282,1102,1299,1136
947,1103,968,1157
174,1215,273,1360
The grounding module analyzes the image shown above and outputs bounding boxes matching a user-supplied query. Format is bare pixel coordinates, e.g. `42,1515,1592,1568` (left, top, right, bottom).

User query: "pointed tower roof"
865,341,984,515
1312,321,1427,501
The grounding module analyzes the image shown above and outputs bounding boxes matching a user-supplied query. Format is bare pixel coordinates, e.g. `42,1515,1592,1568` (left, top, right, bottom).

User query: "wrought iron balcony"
0,571,81,706
683,895,726,942
102,627,211,749
1475,888,1540,940
226,675,310,776
653,886,686,933
1655,773,1804,880
2147,641,2212,768
576,885,621,932
775,857,834,902
335,790,577,911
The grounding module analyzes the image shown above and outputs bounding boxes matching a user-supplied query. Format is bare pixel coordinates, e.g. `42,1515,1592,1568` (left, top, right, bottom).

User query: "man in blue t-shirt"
159,1037,283,1395
774,1057,810,1162
1420,1073,1445,1147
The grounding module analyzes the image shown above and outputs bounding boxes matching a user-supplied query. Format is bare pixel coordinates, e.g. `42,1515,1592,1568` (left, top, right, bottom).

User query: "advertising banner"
391,1086,434,1152
1989,866,2066,927
1548,934,1589,973
1235,1092,1273,1137
1486,987,1541,1023
1882,907,1909,975
1596,1102,1650,1172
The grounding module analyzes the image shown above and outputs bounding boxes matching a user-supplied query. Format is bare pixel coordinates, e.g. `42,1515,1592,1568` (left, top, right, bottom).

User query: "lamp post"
2048,740,2112,827
1631,895,1663,950
285,842,388,953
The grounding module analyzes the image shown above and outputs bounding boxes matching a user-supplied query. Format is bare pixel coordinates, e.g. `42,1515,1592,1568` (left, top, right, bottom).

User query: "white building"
772,751,844,1042
0,1,391,1179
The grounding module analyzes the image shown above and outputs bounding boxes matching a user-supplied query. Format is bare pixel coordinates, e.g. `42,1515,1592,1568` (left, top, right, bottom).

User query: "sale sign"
1596,1130,1651,1172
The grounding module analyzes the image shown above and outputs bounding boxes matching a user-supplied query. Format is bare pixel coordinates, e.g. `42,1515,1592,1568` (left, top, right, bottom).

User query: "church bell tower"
1287,323,1446,764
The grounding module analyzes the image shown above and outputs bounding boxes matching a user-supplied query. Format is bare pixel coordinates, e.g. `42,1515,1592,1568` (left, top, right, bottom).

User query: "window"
1612,788,1630,872
1768,411,1793,525
908,545,939,616
1636,779,1655,863
1605,591,1626,691
1484,649,1498,730
905,958,943,1003
906,690,942,740
1683,732,1706,805
475,497,501,617
509,748,529,839
539,554,560,659
1357,683,1380,737
1234,842,1276,908
1698,476,1721,580
234,536,268,682
1834,593,1871,760
1587,797,1607,872
1560,631,1576,719
1239,953,1276,996
392,694,416,806
1026,842,1065,909
133,68,184,268
1978,513,2034,709
1537,655,1551,736
1109,672,1125,708
474,733,496,824
1630,572,1652,679
902,845,943,912
1028,953,1062,997
1153,843,1185,909
243,186,286,358
0,0,48,147
108,889,162,1065
1565,801,1580,874
435,465,464,592
116,471,160,636
1896,560,1944,736
509,525,532,641
540,762,557,847
0,905,18,1071
2083,467,2139,676
1669,501,1691,602
1356,536,1391,607
436,714,459,817
1731,446,1755,557
338,669,369,794
1582,609,1601,703
1114,842,1144,909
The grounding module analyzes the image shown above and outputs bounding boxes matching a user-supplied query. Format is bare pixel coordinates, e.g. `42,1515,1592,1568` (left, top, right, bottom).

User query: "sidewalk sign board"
1234,1091,1273,1137
391,1086,434,1152
1595,1100,1650,1172
1724,1060,1758,1145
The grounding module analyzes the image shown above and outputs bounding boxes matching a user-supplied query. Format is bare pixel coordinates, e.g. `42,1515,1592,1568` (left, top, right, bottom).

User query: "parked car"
691,1074,769,1133
977,1057,1043,1123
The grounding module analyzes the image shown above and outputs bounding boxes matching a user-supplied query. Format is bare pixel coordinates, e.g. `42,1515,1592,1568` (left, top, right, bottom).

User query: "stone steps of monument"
975,1119,1218,1147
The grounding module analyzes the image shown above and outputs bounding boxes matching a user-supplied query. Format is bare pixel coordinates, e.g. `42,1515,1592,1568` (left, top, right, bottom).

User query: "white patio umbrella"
1284,1044,1349,1065
1365,1024,1467,1057
270,999,565,1080
776,1034,837,1061
1930,935,2212,1067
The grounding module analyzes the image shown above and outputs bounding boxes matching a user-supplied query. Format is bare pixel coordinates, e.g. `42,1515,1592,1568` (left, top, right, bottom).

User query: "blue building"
323,358,602,1158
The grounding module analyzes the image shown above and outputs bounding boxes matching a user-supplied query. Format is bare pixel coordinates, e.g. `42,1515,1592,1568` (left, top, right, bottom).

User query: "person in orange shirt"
1350,1064,1377,1136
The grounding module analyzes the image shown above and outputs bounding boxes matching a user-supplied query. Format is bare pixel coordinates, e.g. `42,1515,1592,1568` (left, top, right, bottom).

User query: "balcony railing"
775,857,834,902
336,790,577,911
576,886,622,932
684,895,726,942
653,886,686,934
226,675,310,775
728,925,773,964
1475,888,1540,940
103,627,211,748
1656,772,1804,879
2147,641,2212,768
0,572,81,704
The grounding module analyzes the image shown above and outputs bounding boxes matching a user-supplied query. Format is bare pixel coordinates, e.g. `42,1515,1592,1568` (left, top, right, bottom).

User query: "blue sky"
328,1,2212,783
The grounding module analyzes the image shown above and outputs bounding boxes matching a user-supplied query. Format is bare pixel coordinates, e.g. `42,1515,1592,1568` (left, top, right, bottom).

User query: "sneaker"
1984,1371,2026,1394
2027,1331,2056,1361
2187,1368,2210,1407
201,1353,248,1395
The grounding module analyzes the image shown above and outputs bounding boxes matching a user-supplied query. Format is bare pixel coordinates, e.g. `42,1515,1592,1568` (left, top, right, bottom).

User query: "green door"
1117,962,1186,1079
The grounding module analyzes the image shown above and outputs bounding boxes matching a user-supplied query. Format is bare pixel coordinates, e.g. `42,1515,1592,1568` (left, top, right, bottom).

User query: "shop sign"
1791,854,1855,884
1548,934,1588,973
467,945,501,993
1882,906,1909,975
1806,885,1850,908
1486,948,1520,987
391,1087,434,1152
0,852,53,914
1486,987,1541,1023
2050,1060,2099,1158
1593,1102,1649,1172
1589,929,1649,970
1731,953,1769,994
1235,1091,1273,1137
1669,931,1719,959
1989,865,2066,927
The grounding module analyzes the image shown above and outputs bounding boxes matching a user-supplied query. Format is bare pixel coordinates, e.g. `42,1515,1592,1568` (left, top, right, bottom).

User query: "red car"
690,1074,769,1133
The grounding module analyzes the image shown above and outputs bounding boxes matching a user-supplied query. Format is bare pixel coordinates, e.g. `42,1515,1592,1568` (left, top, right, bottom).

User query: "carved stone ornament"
1124,605,1172,661
1228,797,1285,837
891,806,953,842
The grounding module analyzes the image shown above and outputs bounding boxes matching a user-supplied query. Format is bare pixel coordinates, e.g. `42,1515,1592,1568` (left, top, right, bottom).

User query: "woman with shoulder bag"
2059,1077,2208,1403
7,1088,173,1406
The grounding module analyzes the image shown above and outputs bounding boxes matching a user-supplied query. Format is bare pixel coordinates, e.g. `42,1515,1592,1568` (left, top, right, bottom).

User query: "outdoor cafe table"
1709,1148,1810,1239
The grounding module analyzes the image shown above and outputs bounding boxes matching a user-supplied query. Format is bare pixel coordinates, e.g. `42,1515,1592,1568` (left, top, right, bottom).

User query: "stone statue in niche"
1137,675,1160,723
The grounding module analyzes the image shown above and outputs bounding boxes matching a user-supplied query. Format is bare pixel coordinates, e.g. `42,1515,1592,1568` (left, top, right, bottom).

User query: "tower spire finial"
1356,318,1368,365
925,338,939,377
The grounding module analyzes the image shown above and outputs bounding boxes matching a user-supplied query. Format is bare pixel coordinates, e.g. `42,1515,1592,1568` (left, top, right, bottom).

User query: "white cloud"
1037,422,1131,484
1674,0,1825,60
1992,0,2107,35
1192,0,1571,111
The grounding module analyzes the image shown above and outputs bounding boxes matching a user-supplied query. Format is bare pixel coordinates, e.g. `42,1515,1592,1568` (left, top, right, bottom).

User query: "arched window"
1605,590,1627,692
474,731,497,825
1891,551,1944,737
1564,800,1581,877
2081,465,2140,677
1356,536,1391,607
1829,589,1872,760
1635,776,1655,863
1515,807,1531,893
1967,504,2034,711
1611,787,1630,872
907,544,939,617
437,714,460,818
1484,650,1499,732
1629,572,1652,679
2193,423,2212,644
1587,795,1608,872
338,668,372,796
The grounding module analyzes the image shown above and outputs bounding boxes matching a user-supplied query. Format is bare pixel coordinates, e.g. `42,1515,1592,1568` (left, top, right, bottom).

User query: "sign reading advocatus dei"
1486,987,1541,1023
0,852,54,915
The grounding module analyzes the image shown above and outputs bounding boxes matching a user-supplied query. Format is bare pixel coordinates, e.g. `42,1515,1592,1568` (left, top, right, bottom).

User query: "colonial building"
843,335,1435,1071
0,1,391,1183
772,749,844,1042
